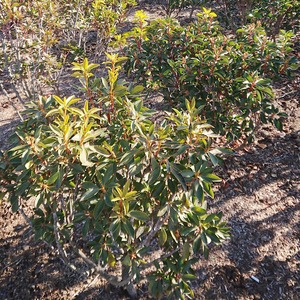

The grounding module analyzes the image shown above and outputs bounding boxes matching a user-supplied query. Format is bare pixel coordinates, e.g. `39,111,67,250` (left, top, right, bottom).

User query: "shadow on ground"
0,220,83,299
193,130,300,299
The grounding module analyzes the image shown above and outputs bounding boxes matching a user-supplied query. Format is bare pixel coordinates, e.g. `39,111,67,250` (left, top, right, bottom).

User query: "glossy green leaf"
182,242,190,261
128,210,149,222
158,227,168,246
81,185,100,201
47,171,59,185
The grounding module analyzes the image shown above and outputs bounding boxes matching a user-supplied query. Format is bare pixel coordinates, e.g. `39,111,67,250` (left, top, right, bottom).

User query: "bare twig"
140,244,183,271
18,206,32,226
71,245,135,288
53,211,77,271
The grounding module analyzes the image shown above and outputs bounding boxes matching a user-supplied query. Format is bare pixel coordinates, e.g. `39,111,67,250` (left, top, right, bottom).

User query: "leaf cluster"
0,57,230,298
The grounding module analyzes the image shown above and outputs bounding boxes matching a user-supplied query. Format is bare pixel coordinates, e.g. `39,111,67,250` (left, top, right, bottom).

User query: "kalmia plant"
123,9,298,142
251,0,300,38
215,0,299,35
0,56,230,298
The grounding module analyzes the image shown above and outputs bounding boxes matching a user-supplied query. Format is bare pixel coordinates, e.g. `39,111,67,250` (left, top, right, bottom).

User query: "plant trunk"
122,265,137,298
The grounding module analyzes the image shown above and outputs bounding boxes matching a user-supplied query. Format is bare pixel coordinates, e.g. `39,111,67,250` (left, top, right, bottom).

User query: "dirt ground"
0,3,299,300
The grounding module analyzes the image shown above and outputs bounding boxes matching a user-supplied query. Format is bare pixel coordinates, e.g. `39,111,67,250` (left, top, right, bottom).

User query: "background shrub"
123,9,298,141
0,0,136,99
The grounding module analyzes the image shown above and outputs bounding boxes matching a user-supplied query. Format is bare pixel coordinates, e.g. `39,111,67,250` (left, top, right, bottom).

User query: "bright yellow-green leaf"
134,10,148,23
108,252,116,267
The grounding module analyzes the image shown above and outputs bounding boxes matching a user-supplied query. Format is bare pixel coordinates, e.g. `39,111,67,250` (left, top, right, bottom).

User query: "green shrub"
123,9,298,142
0,55,230,299
214,0,300,34
251,0,300,37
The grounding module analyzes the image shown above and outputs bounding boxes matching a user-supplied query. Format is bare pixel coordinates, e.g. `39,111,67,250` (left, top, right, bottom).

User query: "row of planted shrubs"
0,1,299,299
122,9,297,141
155,0,299,35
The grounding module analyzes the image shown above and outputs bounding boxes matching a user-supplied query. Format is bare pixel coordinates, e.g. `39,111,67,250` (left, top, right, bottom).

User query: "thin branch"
141,244,183,271
140,203,171,249
278,90,300,99
71,245,134,287
53,212,77,271
18,206,32,227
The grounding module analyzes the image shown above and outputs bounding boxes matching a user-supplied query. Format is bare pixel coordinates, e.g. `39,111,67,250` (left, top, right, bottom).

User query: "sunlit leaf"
128,210,149,222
